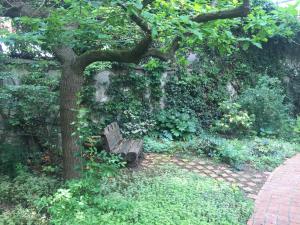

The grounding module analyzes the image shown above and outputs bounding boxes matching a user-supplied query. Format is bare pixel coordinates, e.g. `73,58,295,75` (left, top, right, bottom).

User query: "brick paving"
248,153,300,225
141,153,270,199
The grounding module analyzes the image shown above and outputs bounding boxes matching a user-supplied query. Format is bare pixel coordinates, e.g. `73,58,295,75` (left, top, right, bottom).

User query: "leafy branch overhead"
1,0,251,67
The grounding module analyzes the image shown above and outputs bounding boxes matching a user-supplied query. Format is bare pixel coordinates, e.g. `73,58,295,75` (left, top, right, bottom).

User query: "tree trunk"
60,64,84,180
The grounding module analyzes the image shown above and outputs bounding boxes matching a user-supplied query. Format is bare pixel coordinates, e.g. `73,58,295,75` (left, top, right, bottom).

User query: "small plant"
212,101,255,137
155,109,198,140
217,140,248,170
143,137,176,153
83,149,126,178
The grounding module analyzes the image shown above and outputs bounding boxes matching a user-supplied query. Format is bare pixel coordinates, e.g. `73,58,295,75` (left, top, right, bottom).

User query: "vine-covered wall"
1,33,300,151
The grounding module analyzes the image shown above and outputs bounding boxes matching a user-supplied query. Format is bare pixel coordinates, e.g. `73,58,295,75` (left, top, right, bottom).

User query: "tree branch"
193,0,250,23
143,0,250,61
144,37,181,61
117,3,151,34
77,34,152,69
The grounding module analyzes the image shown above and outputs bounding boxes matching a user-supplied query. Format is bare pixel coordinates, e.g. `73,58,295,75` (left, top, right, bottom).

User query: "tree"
0,0,297,179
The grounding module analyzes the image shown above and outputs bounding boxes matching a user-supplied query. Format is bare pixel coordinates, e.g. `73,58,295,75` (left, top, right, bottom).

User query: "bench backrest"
102,122,123,151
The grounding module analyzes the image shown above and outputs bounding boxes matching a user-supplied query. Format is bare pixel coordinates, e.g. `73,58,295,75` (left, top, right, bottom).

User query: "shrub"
194,135,248,169
247,138,300,170
143,136,204,154
194,135,222,157
0,144,26,177
293,116,300,143
194,135,300,171
155,109,198,140
143,137,176,153
217,140,248,170
0,71,59,151
0,167,59,207
212,101,255,137
238,76,292,137
46,167,253,225
0,206,48,225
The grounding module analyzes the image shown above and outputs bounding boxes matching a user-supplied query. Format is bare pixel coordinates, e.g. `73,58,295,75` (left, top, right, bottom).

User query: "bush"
293,116,300,143
0,71,59,150
46,167,253,225
238,76,292,137
154,109,198,140
143,137,176,153
211,140,248,170
0,206,48,225
212,101,255,137
196,135,300,171
0,144,26,177
0,167,59,207
143,136,204,154
0,168,59,225
247,138,299,170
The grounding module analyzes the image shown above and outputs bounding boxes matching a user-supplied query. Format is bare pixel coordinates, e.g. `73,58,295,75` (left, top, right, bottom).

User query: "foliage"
154,109,198,140
0,166,59,207
238,76,292,137
143,137,176,153
293,116,300,143
74,108,126,177
195,135,300,170
0,68,60,150
84,150,126,178
0,144,26,177
216,140,249,170
165,69,229,127
247,138,299,170
121,110,156,137
0,206,48,225
212,101,255,137
45,166,252,225
88,67,163,138
0,167,59,225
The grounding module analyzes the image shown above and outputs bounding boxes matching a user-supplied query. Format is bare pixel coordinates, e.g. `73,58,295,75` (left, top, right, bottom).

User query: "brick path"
248,153,300,225
141,153,270,199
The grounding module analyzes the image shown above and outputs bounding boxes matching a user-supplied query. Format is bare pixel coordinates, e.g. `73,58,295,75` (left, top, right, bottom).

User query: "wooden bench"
101,122,143,167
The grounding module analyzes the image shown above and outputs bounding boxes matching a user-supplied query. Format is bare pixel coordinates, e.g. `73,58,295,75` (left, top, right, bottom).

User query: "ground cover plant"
144,135,300,171
44,166,253,225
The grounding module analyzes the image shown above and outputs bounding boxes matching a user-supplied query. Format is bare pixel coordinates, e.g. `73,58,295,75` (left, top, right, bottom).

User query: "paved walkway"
141,153,270,199
248,153,300,225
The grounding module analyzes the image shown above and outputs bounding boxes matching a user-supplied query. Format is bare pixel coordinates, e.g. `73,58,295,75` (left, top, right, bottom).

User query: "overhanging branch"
193,0,250,23
117,3,151,34
77,35,152,69
143,0,251,61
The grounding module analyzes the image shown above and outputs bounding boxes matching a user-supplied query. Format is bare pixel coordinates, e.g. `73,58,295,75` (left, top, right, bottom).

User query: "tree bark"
60,64,84,180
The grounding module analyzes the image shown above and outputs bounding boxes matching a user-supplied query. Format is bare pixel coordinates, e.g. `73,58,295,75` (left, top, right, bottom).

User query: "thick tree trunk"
60,64,84,180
